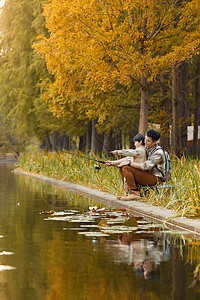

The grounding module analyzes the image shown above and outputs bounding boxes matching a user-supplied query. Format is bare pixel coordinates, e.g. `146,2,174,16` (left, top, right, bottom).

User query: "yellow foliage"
33,0,200,118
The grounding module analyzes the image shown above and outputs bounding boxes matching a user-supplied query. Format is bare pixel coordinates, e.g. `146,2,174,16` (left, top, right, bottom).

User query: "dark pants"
119,166,162,190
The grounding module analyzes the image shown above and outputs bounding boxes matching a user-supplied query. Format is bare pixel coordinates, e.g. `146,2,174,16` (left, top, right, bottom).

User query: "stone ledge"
14,169,200,239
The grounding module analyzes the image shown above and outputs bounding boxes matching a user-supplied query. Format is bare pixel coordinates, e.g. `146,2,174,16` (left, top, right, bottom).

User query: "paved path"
14,169,200,239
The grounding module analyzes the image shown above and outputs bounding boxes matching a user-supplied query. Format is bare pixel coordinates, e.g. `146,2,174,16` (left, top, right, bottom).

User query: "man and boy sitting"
106,129,166,201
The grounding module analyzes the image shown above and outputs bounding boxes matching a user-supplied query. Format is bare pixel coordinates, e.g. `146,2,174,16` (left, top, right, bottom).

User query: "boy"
105,134,146,196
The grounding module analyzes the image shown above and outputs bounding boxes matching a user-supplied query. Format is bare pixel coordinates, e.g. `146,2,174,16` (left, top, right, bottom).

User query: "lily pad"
0,265,16,271
44,216,72,221
78,231,109,237
80,225,99,228
0,251,14,256
52,211,75,216
123,218,138,227
97,219,108,226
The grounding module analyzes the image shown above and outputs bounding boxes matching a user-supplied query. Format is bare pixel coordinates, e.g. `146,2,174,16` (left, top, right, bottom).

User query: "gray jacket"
141,146,165,178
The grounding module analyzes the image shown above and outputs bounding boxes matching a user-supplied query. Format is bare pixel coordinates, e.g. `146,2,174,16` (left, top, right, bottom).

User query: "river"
0,163,199,299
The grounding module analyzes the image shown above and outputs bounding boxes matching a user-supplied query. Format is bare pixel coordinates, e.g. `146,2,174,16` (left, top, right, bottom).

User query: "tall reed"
18,151,200,215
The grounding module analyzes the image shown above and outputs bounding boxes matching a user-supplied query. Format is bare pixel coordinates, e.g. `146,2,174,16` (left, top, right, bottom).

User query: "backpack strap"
150,146,165,179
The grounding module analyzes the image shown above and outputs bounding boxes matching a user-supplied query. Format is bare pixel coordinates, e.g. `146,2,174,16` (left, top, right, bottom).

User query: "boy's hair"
133,133,145,145
146,129,160,141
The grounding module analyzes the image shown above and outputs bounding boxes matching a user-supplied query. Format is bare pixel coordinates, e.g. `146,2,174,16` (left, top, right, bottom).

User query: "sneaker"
120,191,140,201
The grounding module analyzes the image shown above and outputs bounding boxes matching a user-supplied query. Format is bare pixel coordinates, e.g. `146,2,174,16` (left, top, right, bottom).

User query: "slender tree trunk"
79,133,86,152
57,133,63,150
86,121,92,154
193,60,200,156
139,74,149,134
103,131,112,155
51,131,59,151
160,73,171,151
46,134,52,151
172,62,188,156
90,120,103,154
109,132,122,150
63,134,70,150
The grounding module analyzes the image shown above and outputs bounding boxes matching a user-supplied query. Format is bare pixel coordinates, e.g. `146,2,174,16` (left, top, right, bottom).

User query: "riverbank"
0,153,17,163
14,168,200,239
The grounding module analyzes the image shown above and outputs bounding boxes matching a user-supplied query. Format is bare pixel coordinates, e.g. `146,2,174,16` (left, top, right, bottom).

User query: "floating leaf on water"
0,251,14,256
106,218,125,224
97,219,108,226
137,220,149,224
0,265,16,271
63,228,86,231
123,218,138,227
52,211,75,216
101,225,138,231
39,211,54,215
78,231,109,237
138,224,161,229
69,217,96,223
44,216,72,221
80,225,99,228
101,229,132,234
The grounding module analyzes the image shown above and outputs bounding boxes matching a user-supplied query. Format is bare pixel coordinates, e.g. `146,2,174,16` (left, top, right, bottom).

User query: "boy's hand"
110,150,118,155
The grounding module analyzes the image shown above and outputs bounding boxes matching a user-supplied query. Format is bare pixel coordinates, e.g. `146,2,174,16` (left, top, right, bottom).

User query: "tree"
34,0,200,134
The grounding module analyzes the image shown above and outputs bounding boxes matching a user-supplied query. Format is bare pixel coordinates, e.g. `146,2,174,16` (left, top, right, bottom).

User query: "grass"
17,150,200,217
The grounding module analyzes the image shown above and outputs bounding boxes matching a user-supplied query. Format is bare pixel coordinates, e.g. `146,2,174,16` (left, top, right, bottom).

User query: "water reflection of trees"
3,166,200,299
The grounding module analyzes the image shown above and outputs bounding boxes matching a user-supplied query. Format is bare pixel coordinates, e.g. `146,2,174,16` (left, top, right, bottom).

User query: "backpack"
150,146,171,182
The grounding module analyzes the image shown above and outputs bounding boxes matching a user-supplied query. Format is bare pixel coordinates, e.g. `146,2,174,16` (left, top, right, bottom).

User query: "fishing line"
14,138,118,171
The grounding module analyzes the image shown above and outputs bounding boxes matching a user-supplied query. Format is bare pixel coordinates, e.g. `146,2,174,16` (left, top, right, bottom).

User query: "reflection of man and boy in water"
105,230,171,281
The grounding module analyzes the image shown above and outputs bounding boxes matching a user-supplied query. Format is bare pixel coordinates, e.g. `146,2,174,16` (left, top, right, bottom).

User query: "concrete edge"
14,169,200,239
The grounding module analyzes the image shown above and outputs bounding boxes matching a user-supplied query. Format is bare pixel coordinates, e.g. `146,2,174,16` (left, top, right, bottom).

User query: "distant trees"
0,0,200,156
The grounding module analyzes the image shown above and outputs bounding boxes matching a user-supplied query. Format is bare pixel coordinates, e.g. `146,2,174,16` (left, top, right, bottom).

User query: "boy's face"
134,140,142,148
145,136,157,149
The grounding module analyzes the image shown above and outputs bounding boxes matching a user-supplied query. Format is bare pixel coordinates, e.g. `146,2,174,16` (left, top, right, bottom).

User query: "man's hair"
133,133,145,145
146,129,160,141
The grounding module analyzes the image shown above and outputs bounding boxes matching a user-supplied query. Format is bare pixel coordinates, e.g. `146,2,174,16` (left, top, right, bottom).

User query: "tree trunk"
192,60,200,156
86,121,92,154
90,120,103,154
160,73,171,151
139,74,149,134
45,134,52,151
63,134,70,150
109,132,122,151
79,133,86,152
172,62,188,157
51,131,59,151
102,131,112,155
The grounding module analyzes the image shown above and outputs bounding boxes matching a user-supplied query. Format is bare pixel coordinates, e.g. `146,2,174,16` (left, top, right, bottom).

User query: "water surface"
0,163,199,299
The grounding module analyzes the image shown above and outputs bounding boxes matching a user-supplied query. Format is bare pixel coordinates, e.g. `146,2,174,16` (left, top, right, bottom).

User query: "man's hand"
105,161,113,166
118,160,130,168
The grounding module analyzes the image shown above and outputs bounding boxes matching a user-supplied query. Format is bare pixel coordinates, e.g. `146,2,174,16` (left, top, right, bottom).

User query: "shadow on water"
0,163,199,299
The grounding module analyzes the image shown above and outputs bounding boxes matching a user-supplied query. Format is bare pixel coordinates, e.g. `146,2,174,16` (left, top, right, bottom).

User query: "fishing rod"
62,150,119,172
14,138,118,171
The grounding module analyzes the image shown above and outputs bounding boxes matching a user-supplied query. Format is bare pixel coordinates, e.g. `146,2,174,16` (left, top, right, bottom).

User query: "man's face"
145,136,157,149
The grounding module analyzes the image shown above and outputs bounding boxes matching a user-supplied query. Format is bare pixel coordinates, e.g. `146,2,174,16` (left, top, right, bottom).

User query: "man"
113,129,165,201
